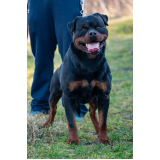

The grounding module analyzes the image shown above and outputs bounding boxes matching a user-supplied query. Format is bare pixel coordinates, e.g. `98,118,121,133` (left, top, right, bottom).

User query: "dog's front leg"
89,98,99,133
98,96,110,144
62,94,79,144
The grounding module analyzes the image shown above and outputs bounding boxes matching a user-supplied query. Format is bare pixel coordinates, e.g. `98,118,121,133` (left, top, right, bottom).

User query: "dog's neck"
70,42,106,73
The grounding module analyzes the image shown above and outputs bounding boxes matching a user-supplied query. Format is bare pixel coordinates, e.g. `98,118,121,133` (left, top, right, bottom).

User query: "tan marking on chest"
69,80,89,92
91,80,108,93
86,53,98,59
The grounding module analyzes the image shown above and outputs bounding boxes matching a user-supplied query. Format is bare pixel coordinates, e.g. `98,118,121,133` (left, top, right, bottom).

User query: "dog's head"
68,13,109,56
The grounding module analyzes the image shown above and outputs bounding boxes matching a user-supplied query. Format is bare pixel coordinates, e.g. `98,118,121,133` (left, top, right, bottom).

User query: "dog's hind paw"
68,138,79,145
99,138,110,144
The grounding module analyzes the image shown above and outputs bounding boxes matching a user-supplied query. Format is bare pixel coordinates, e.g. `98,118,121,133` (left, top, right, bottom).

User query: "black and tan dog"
42,13,112,144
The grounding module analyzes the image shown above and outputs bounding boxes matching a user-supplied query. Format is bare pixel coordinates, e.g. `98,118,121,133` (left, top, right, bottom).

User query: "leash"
80,0,87,16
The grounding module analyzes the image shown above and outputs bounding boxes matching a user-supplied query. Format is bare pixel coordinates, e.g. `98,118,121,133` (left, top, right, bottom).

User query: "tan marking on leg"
98,110,110,144
89,98,99,133
67,112,79,144
91,80,108,92
69,80,89,92
42,91,62,128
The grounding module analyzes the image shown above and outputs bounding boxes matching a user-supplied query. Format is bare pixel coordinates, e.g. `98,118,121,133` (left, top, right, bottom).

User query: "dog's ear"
93,13,109,26
67,16,80,34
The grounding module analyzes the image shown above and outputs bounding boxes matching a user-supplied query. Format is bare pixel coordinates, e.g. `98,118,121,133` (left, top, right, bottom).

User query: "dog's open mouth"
79,38,106,54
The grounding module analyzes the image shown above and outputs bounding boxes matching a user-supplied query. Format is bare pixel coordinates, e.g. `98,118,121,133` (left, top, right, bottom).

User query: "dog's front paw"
98,132,110,144
68,138,79,145
99,137,110,144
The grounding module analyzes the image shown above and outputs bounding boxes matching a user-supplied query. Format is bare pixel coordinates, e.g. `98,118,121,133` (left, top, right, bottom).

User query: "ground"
27,19,133,159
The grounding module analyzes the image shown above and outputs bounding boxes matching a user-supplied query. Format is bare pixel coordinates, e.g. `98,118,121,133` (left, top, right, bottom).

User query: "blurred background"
85,0,133,18
27,1,133,158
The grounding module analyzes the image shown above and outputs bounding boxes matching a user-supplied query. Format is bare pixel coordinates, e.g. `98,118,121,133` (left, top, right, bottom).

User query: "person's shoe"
75,111,85,121
28,111,41,115
28,110,49,115
28,111,42,116
75,114,83,121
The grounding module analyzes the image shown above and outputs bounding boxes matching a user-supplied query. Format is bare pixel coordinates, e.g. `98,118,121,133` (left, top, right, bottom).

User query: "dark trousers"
29,0,88,115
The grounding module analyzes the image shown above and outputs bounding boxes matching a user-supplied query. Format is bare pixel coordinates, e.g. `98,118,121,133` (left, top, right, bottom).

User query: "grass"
27,19,133,159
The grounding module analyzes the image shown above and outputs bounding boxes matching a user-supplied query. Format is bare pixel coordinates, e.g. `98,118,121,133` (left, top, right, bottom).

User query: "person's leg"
29,0,57,113
51,0,81,60
51,0,88,118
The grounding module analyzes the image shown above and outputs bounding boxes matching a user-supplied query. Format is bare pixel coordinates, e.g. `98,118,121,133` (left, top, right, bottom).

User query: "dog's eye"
81,28,86,32
97,26,102,29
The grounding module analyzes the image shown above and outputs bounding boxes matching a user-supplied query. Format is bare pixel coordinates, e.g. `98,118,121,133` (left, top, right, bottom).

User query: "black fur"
93,13,109,26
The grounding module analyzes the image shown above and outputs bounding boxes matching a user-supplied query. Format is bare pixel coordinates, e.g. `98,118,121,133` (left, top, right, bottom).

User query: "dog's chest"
68,80,108,103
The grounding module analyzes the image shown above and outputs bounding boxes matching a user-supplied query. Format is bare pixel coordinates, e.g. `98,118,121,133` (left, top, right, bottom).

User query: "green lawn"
27,19,133,159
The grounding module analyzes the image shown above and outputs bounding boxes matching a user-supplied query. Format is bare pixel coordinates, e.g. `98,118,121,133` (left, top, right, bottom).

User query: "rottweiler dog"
42,13,112,144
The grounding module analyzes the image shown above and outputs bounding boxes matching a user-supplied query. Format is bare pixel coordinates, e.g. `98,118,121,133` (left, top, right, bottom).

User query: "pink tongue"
88,42,99,52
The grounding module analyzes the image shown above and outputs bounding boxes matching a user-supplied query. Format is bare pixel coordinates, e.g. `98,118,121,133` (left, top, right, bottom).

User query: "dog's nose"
89,31,97,38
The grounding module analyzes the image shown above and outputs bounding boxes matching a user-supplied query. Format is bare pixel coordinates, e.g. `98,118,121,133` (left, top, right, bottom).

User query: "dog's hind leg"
42,91,62,128
42,69,62,128
89,98,99,133
62,94,79,144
